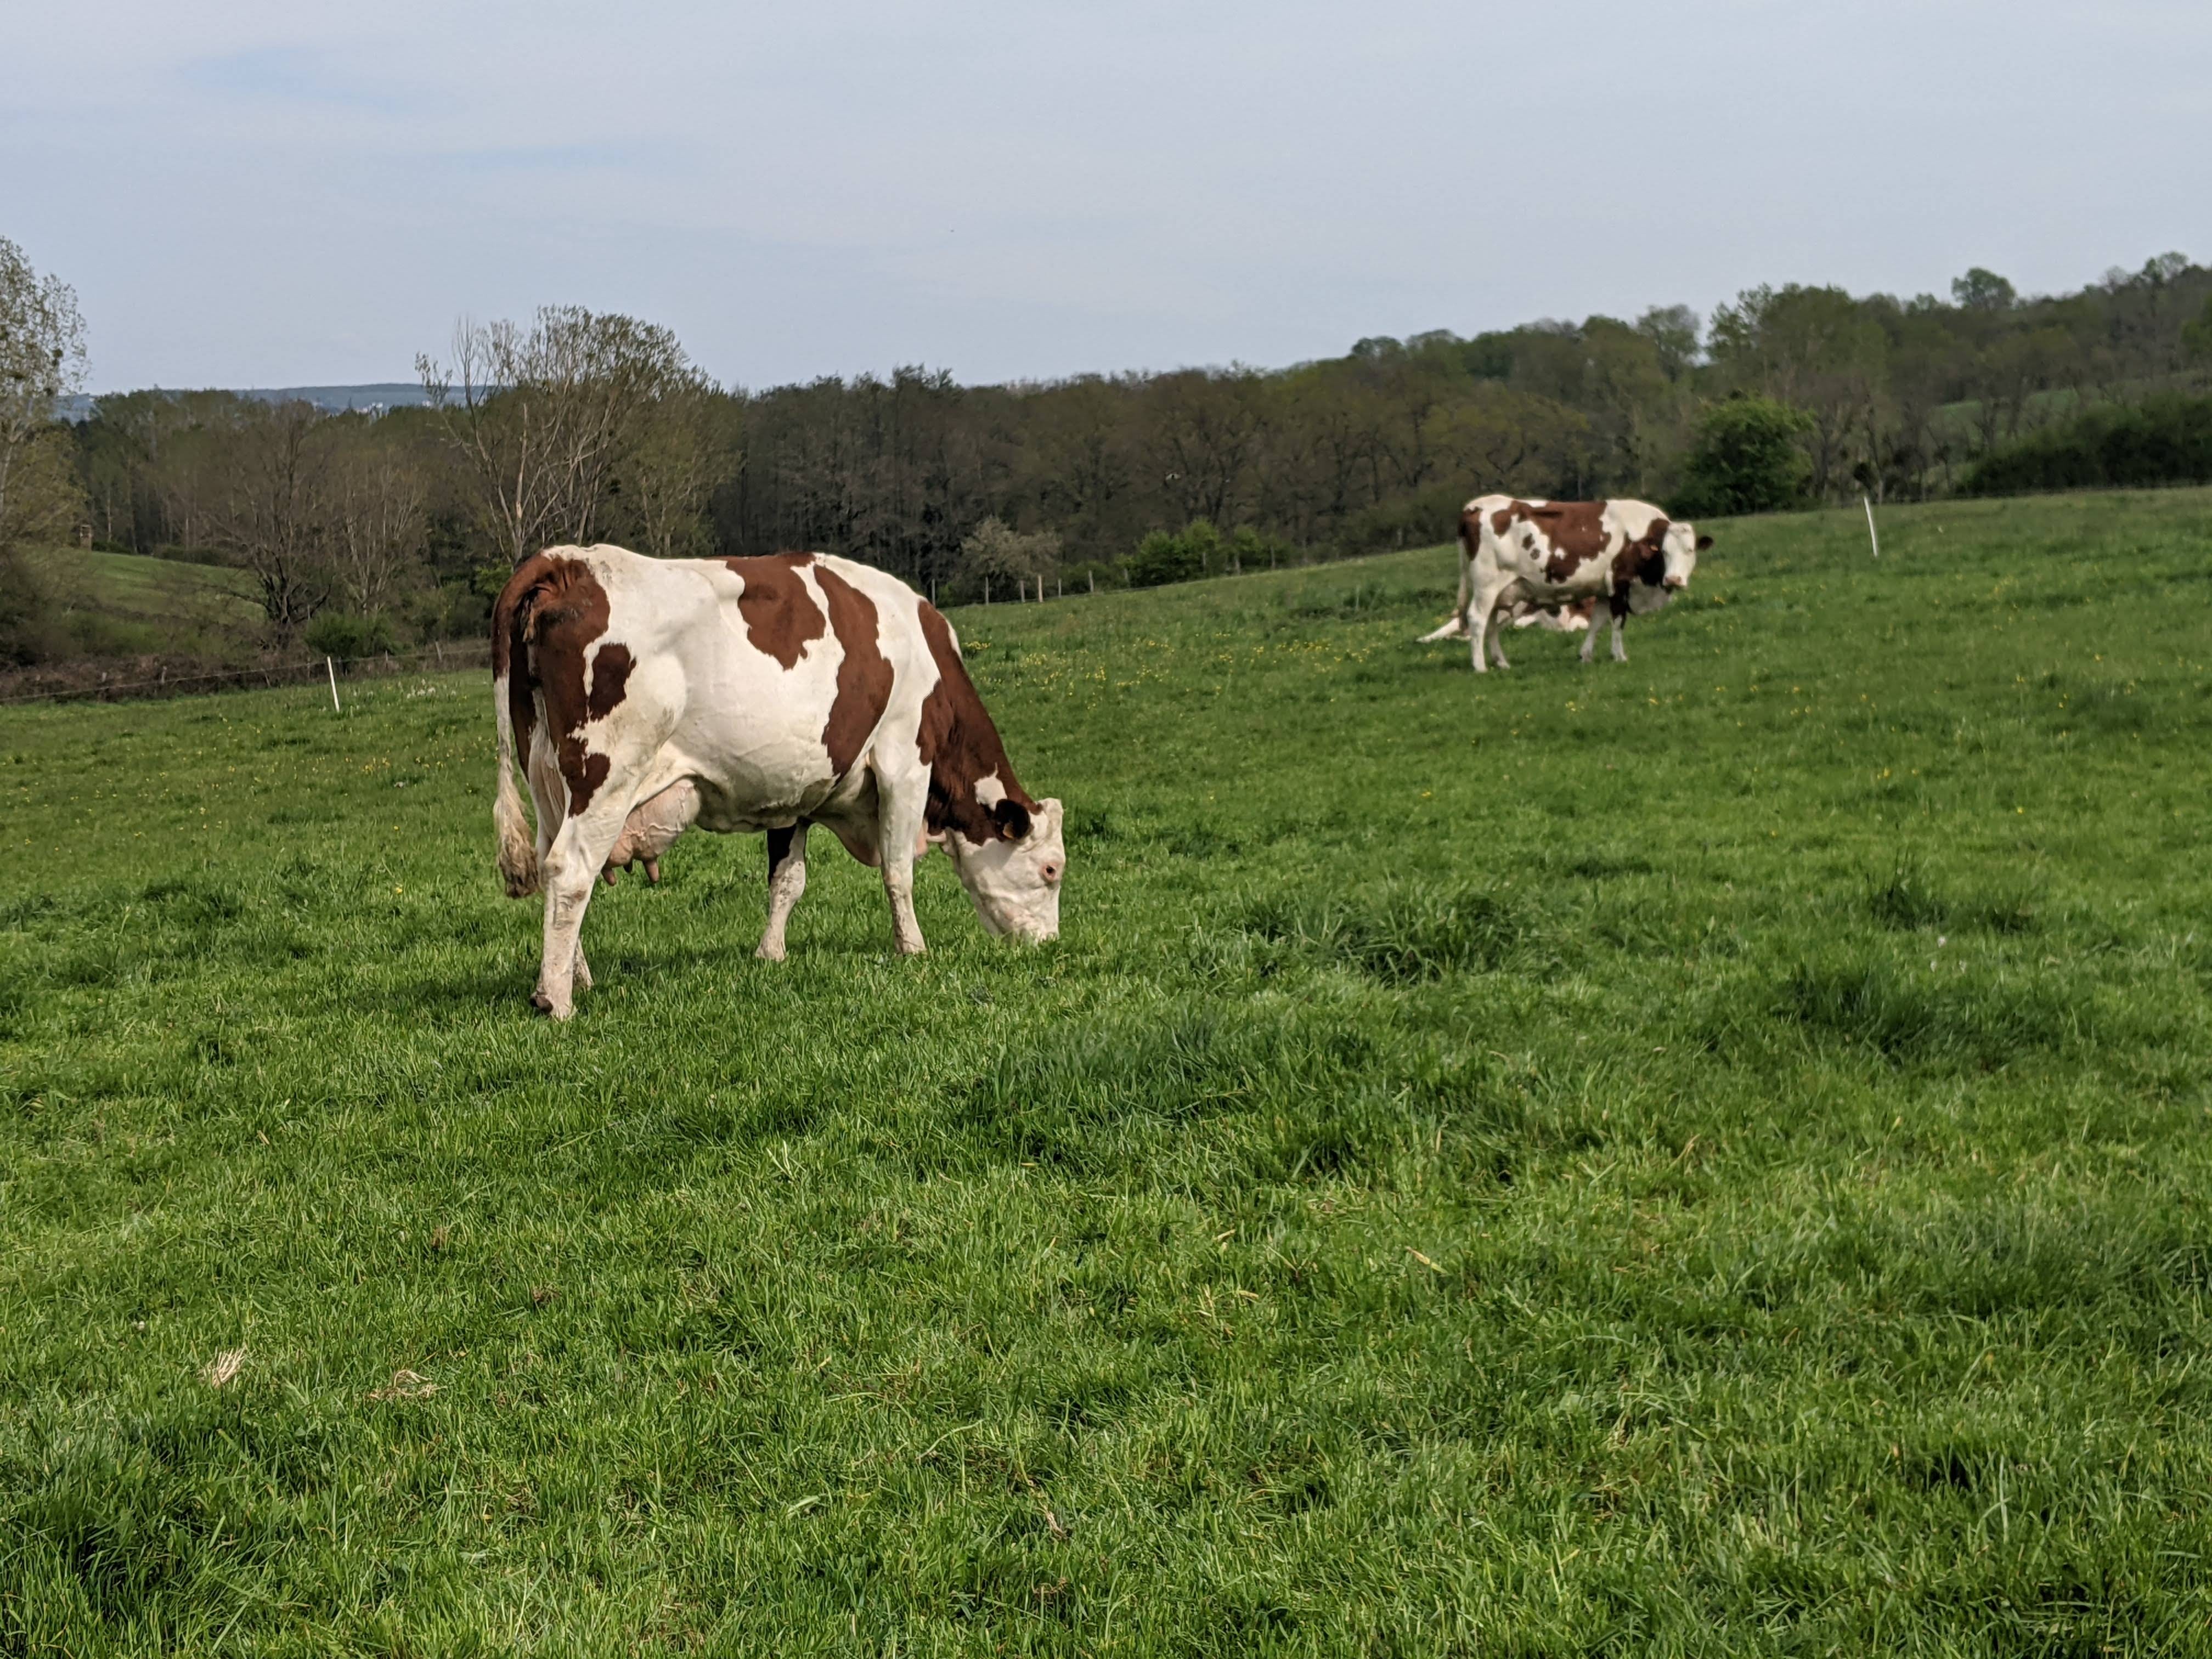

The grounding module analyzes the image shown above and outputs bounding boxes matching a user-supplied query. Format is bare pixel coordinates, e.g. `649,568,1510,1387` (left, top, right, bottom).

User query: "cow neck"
916,603,1034,844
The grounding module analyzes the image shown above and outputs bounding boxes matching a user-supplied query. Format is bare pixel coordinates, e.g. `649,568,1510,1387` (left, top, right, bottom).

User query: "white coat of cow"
491,545,1065,1018
1419,495,1710,672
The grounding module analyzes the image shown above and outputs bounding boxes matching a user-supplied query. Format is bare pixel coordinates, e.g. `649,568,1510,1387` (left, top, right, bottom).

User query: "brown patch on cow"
1459,506,1485,555
813,566,894,775
587,642,634,719
915,602,1036,844
1489,500,1613,580
1611,515,1670,592
726,554,825,669
490,552,619,816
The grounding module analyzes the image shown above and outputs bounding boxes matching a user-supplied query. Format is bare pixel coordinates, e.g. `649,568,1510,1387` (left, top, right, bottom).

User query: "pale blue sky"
9,1,2208,392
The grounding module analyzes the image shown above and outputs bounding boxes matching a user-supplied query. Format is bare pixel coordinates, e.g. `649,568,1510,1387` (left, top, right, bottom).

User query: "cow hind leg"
755,823,809,962
1611,614,1629,662
1469,579,1522,668
1470,579,1514,673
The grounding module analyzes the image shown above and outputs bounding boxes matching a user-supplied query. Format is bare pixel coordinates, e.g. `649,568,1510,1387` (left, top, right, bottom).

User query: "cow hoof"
754,940,786,962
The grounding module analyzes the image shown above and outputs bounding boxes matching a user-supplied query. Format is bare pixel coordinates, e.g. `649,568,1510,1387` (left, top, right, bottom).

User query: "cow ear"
1695,534,1713,551
992,799,1032,840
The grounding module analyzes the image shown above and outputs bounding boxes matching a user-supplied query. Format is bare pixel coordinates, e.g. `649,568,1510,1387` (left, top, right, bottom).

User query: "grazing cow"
492,545,1065,1018
1419,496,1709,672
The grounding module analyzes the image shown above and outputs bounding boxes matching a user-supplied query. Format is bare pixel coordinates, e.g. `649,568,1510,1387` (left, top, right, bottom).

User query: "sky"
8,1,2209,394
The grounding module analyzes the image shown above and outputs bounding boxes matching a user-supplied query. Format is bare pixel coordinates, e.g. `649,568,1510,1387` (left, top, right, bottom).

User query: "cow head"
1662,522,1711,590
941,795,1065,942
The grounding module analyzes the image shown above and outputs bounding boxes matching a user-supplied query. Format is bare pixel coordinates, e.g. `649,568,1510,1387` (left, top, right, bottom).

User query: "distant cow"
1419,496,1709,672
492,545,1065,1019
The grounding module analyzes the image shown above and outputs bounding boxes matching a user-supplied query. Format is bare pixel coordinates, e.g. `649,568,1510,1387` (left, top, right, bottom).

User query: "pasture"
3,489,2210,1654
15,547,262,659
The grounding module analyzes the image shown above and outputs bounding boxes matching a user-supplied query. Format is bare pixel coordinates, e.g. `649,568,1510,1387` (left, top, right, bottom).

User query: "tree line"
5,233,2211,666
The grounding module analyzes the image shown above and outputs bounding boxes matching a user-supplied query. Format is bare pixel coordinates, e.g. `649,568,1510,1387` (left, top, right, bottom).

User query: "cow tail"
489,565,547,899
493,667,538,898
1454,512,1477,627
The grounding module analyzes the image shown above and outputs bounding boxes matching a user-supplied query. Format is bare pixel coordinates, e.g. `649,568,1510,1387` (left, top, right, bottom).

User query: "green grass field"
64,549,261,614
15,546,264,659
3,490,2210,1654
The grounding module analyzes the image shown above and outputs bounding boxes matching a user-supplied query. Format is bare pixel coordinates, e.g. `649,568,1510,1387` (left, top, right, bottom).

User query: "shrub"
1126,518,1246,588
1964,393,2212,494
957,517,1060,602
1674,395,1814,517
1060,559,1125,594
303,612,395,660
1228,525,1293,571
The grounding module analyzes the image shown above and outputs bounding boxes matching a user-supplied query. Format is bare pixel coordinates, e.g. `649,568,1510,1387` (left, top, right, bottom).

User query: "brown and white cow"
1418,495,1710,672
491,545,1065,1018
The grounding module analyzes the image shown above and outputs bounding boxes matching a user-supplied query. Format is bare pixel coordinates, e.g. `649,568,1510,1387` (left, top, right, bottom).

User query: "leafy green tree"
2183,293,2212,376
0,239,87,663
1675,396,1814,516
0,237,86,550
1634,304,1702,381
1579,317,1673,493
1950,268,2017,312
957,516,1061,600
1709,284,1888,498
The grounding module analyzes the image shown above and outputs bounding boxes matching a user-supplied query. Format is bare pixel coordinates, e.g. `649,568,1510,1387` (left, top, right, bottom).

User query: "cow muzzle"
1662,575,1687,590
997,911,1058,945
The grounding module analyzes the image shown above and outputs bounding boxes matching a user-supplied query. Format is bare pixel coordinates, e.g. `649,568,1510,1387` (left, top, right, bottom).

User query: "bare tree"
417,307,708,568
611,388,740,559
0,238,87,545
204,402,334,639
326,443,429,615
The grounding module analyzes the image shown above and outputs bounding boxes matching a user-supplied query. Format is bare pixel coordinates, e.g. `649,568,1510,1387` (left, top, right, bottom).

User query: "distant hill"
55,383,447,422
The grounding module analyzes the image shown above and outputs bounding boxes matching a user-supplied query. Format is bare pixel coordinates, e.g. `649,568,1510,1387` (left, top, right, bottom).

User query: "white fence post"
1863,494,1881,560
326,656,341,713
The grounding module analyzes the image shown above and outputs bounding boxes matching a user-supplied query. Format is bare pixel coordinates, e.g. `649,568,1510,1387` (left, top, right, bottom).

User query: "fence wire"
0,639,494,707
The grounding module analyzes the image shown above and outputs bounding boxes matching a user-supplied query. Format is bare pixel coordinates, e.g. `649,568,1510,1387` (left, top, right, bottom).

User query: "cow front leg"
1610,613,1629,662
875,778,930,956
755,823,809,962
